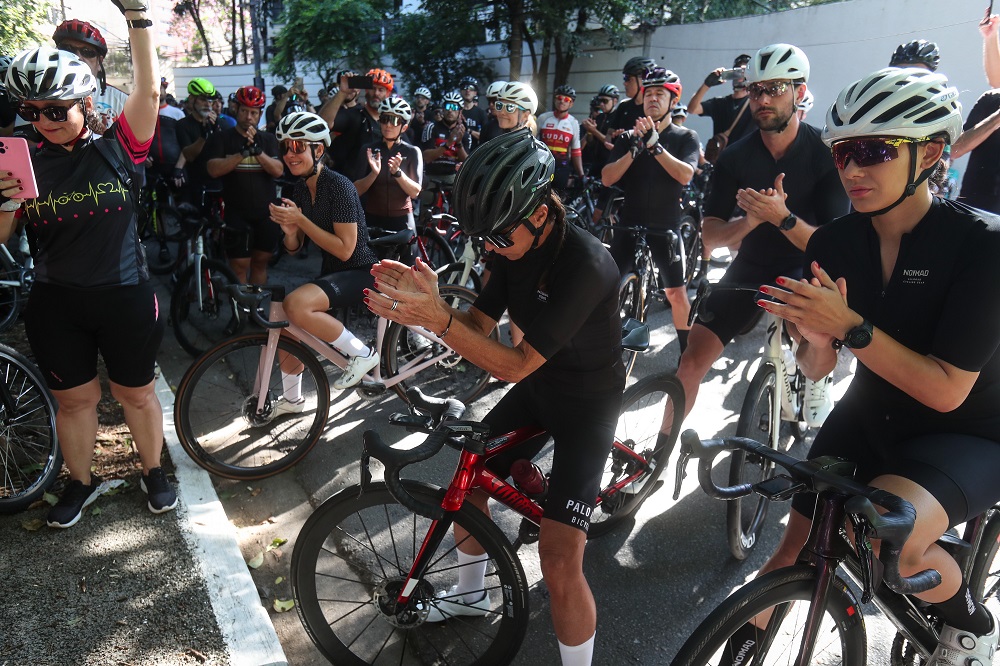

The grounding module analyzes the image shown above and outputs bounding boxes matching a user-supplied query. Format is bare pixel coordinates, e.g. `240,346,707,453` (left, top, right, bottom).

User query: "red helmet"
235,85,266,108
53,19,108,58
367,68,394,93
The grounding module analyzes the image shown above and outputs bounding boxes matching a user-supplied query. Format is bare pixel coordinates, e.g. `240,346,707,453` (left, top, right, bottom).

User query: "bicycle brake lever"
849,512,878,604
359,445,373,497
673,448,691,501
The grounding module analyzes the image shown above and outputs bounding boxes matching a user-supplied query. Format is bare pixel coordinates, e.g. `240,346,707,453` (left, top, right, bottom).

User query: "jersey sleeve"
678,128,701,168
111,113,152,164
607,132,630,164
570,118,581,155
404,144,423,185
261,131,280,159
964,91,1000,132
704,150,740,220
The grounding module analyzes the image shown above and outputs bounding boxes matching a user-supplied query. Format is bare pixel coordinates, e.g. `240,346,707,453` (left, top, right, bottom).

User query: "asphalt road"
153,255,893,666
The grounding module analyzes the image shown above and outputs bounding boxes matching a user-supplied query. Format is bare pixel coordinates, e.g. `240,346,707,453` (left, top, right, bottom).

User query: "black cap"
271,85,288,97
733,54,751,67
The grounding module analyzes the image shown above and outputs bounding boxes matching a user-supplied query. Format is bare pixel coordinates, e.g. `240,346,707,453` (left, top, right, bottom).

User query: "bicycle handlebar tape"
362,430,446,520
405,387,466,421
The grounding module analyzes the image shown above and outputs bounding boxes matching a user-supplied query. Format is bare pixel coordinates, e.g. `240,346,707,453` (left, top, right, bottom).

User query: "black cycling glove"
704,71,724,87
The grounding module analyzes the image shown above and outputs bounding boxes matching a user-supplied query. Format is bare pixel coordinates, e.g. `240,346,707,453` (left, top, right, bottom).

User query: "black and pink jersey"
23,116,152,288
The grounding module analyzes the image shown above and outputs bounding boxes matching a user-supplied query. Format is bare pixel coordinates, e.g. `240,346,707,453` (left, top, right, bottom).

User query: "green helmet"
187,77,215,97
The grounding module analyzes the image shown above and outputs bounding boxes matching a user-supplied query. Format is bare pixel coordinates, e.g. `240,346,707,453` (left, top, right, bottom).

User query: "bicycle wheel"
438,260,482,292
0,248,22,333
416,226,457,270
174,334,330,479
0,345,60,514
589,372,685,538
728,362,779,560
292,481,529,666
618,273,643,380
671,566,866,666
170,258,242,357
969,508,1000,608
384,285,496,405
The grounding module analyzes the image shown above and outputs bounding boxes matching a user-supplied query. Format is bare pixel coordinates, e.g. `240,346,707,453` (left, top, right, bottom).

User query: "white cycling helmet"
5,47,98,101
823,67,962,146
276,111,331,146
796,89,814,113
413,86,432,100
442,90,463,105
486,80,507,99
746,43,810,84
379,97,412,123
497,81,538,114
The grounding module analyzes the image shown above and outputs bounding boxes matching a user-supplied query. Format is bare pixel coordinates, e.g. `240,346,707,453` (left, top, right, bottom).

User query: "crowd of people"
2,3,1000,665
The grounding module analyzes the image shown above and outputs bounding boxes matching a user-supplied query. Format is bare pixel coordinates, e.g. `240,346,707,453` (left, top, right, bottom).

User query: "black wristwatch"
391,170,403,178
778,213,797,231
832,319,873,350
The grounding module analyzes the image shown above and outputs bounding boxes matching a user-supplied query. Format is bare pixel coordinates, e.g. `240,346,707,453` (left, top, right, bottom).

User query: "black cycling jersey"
706,122,848,271
581,111,613,172
608,123,700,227
175,115,223,193
699,94,754,144
959,90,1000,214
351,138,423,218
149,112,182,179
791,198,1000,525
421,120,472,176
474,222,624,395
479,116,502,144
292,167,378,274
0,90,16,128
608,98,643,132
329,105,381,175
23,118,150,289
462,104,487,150
202,127,280,218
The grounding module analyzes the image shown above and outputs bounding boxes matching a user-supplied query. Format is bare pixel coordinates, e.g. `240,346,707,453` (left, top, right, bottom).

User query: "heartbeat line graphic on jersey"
25,179,129,216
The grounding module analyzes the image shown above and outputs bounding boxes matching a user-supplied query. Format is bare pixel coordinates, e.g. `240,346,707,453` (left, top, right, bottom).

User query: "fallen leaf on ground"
273,598,295,613
247,551,264,569
21,518,45,531
266,537,288,551
274,576,284,585
43,492,58,506
250,487,262,497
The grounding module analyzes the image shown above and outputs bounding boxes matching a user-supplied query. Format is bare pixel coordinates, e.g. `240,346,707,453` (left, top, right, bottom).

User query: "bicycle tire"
618,273,643,381
174,334,330,479
384,285,496,405
292,480,529,666
170,258,242,357
590,372,685,538
0,345,60,514
728,362,778,560
969,508,1000,607
417,225,457,269
671,566,867,666
0,248,22,333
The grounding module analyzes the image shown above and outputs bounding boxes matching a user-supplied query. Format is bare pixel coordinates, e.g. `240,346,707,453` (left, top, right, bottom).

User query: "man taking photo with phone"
321,68,393,174
687,53,755,161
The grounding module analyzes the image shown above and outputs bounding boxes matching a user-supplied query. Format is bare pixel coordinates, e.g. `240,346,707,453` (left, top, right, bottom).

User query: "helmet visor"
830,137,919,170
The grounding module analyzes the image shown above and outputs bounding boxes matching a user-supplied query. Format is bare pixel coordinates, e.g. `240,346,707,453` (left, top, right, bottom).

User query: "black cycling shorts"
311,269,376,310
698,260,803,345
610,224,686,289
25,281,165,390
790,400,1000,527
222,210,282,258
482,378,622,534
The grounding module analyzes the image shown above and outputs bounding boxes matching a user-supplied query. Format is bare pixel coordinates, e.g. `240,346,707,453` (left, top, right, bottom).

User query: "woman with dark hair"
368,128,624,666
0,0,172,528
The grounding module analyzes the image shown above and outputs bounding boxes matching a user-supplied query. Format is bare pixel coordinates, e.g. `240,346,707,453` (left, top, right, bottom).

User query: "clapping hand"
367,148,382,174
269,198,304,235
736,173,790,228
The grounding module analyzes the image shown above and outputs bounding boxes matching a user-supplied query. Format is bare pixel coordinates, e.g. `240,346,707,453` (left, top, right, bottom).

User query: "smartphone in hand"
0,137,40,200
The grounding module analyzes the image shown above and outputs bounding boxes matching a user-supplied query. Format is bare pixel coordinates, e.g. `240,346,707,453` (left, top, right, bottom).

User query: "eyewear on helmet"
16,101,81,123
597,96,614,105
494,101,526,113
379,114,404,126
58,44,99,60
746,81,796,101
830,136,930,170
442,102,461,111
280,139,319,155
481,218,530,249
554,95,573,103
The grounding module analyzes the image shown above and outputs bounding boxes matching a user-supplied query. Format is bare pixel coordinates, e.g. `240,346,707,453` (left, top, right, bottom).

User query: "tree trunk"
506,0,524,81
185,1,215,66
231,0,238,64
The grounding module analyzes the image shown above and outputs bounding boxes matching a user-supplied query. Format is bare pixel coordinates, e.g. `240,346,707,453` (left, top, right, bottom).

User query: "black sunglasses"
58,44,100,60
378,114,403,126
16,101,81,122
280,139,317,155
482,219,529,249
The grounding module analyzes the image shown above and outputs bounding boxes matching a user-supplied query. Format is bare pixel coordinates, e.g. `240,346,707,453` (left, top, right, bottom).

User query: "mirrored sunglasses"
280,139,314,155
443,102,461,111
378,114,403,126
830,137,920,170
493,101,525,113
58,44,99,60
746,81,794,100
482,219,527,249
16,102,79,122
554,95,573,103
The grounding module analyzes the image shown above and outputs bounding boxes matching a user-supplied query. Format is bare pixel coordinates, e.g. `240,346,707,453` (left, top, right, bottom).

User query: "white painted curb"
155,369,288,666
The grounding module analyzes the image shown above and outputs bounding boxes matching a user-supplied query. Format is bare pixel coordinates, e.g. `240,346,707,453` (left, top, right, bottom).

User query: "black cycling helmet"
623,56,657,77
458,76,479,92
553,84,576,100
598,84,620,99
889,39,940,71
733,53,752,68
452,127,555,240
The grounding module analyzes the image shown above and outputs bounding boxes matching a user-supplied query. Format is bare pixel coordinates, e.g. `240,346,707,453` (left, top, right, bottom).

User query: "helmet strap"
98,64,107,95
865,143,932,218
308,145,322,177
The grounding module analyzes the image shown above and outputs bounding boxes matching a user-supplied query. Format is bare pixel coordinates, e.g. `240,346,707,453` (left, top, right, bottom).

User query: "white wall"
172,63,326,107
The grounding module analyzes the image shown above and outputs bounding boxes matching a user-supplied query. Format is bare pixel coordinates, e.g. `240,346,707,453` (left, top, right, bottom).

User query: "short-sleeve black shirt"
329,105,382,175
805,199,1000,441
699,94,754,143
352,138,423,217
608,123,701,228
421,121,473,176
959,90,1000,214
473,223,625,396
175,115,223,191
462,104,488,150
706,122,849,271
292,167,378,274
608,98,644,132
202,128,280,218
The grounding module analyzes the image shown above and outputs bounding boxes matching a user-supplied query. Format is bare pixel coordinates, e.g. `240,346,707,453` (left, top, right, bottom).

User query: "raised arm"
117,0,159,143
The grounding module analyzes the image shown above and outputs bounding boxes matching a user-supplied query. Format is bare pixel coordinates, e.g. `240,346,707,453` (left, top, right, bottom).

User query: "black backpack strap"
93,138,136,193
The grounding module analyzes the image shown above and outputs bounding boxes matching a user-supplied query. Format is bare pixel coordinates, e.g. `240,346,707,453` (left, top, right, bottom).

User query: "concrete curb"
155,369,289,666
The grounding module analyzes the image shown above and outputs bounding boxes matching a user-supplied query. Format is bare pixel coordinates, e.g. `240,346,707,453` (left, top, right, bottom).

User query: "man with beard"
321,68,393,174
688,53,755,155
175,77,224,207
406,85,433,144
204,86,283,284
662,44,849,433
421,90,471,191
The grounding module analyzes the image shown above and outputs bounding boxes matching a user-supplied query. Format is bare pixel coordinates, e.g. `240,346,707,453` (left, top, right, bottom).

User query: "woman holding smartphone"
0,0,172,529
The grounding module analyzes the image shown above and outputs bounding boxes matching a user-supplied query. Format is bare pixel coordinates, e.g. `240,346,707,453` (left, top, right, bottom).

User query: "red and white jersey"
535,112,581,164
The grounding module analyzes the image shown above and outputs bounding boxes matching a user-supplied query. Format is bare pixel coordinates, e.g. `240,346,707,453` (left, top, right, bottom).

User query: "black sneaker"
47,476,106,529
140,467,178,514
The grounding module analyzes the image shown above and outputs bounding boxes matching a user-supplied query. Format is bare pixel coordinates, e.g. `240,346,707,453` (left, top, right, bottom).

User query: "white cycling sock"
330,329,371,358
280,371,302,402
456,550,488,602
558,633,595,666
